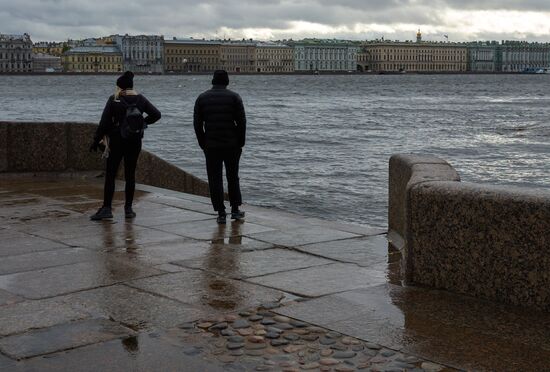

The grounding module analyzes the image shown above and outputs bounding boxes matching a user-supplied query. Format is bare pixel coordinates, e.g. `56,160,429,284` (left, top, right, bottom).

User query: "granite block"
388,154,459,241
0,122,7,172
0,259,162,299
174,247,332,279
7,122,68,172
248,263,386,297
0,298,90,336
58,285,203,329
127,269,284,313
0,318,134,359
409,181,550,310
67,123,104,171
12,332,225,372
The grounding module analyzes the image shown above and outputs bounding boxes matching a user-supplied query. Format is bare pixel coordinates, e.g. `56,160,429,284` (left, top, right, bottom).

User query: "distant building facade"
33,41,66,57
62,46,122,73
114,34,164,73
255,43,294,73
293,40,358,72
468,42,498,72
32,53,62,72
362,32,468,73
498,41,550,72
0,33,33,73
164,39,221,73
220,41,256,73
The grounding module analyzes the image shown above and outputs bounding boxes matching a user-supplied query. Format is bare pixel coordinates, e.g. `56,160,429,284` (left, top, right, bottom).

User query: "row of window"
375,55,466,62
369,48,467,55
296,61,354,70
66,56,120,63
0,52,32,60
375,63,466,71
0,63,31,70
166,57,219,63
66,64,121,71
166,49,218,55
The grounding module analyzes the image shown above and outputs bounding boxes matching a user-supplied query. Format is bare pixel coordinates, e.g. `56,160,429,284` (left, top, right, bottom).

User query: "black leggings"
103,136,142,208
204,148,242,212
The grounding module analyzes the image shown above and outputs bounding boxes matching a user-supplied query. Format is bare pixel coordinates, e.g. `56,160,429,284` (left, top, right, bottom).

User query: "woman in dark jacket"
89,71,161,220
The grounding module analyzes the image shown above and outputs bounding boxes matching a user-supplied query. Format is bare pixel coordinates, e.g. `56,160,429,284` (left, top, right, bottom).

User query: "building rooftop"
166,38,222,46
32,53,61,60
64,46,121,54
0,33,31,42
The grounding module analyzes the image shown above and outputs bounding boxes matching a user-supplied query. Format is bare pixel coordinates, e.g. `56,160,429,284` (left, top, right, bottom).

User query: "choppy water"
1,74,550,226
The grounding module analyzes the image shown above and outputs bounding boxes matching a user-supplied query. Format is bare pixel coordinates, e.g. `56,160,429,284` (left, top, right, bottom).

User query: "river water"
1,74,549,226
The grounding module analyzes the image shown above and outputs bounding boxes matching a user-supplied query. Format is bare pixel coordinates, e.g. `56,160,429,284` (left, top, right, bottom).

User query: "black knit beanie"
212,70,229,86
117,71,134,90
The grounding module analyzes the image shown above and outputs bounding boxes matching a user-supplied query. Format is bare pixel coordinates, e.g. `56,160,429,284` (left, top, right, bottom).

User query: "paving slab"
143,195,216,214
0,289,23,307
0,232,69,257
127,269,285,313
0,204,80,225
175,247,333,279
0,354,15,370
60,226,186,251
12,331,225,372
304,218,387,237
13,218,147,242
296,235,391,267
154,220,276,241
132,210,213,227
59,285,203,330
247,226,360,247
0,259,162,299
207,236,274,252
0,298,90,336
0,318,135,360
110,240,210,266
0,248,99,275
248,263,386,297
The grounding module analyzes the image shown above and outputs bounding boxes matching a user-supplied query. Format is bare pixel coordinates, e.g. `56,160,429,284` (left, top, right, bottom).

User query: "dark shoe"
90,207,113,221
125,206,136,219
217,213,227,224
231,210,245,220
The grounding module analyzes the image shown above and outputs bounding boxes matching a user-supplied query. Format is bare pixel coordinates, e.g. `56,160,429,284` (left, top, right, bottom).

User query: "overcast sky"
2,0,550,42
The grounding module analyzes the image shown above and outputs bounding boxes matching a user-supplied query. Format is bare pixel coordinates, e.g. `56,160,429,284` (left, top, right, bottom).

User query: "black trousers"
103,136,142,208
204,148,242,212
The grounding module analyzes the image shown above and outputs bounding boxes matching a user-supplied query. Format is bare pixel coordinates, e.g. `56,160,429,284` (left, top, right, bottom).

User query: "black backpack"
119,96,145,139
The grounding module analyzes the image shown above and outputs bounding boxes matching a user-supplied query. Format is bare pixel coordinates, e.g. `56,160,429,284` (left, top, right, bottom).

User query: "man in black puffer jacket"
194,70,246,224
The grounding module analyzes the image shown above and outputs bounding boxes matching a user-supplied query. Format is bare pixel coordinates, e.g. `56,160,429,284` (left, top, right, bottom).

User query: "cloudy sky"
1,0,550,42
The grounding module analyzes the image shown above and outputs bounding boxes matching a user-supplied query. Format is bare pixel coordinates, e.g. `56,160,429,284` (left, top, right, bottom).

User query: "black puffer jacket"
193,85,246,150
94,94,161,143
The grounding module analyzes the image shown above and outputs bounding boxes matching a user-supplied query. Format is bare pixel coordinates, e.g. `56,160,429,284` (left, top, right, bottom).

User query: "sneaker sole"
90,216,113,221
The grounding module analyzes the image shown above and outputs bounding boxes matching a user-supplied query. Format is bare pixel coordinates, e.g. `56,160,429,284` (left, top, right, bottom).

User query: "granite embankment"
0,121,209,197
389,154,550,311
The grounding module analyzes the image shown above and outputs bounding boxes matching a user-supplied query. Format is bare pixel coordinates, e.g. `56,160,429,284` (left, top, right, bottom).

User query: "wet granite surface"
0,319,134,359
0,175,548,371
410,181,550,310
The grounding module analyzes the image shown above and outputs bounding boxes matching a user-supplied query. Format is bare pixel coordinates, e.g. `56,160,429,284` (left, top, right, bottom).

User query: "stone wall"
389,154,550,310
0,121,209,198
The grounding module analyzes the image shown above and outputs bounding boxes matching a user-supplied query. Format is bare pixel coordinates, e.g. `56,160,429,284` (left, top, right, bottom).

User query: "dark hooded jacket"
193,85,246,150
94,93,161,143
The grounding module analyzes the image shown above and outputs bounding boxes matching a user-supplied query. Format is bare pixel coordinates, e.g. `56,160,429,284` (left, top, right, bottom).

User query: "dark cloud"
0,0,548,41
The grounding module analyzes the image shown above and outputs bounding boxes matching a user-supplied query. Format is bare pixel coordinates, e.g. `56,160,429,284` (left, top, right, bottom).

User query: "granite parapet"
0,121,209,198
389,153,550,311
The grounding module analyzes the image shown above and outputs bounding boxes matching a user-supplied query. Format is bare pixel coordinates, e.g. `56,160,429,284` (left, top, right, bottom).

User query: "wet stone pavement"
1,175,550,371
